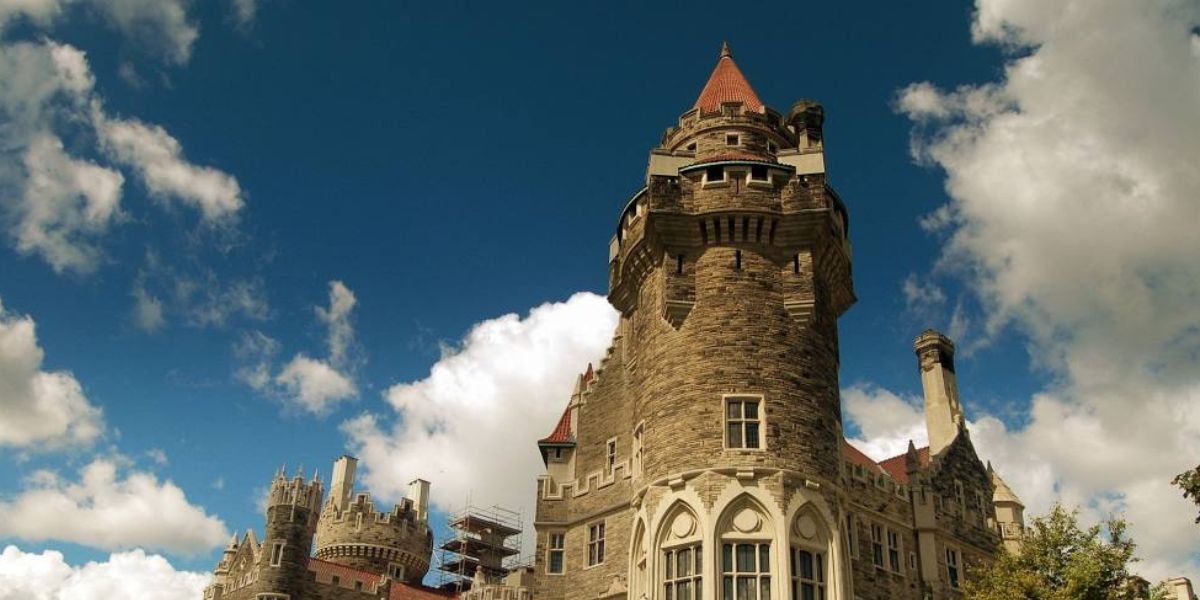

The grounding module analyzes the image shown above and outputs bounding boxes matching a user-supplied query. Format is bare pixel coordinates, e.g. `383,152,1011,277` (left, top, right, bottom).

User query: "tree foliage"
1172,464,1200,524
963,504,1163,600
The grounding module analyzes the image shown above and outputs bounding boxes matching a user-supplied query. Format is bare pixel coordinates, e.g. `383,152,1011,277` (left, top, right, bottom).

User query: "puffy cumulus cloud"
275,354,356,414
0,0,197,65
238,281,360,415
842,384,927,461
94,115,243,221
0,458,228,555
342,292,619,528
0,297,103,449
893,0,1200,580
0,545,210,600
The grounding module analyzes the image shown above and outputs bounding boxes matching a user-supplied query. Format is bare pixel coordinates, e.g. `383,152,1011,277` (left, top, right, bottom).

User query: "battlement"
266,468,323,514
321,491,425,528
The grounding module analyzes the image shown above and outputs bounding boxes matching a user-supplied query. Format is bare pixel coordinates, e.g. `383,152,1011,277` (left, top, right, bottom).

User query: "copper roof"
694,42,764,114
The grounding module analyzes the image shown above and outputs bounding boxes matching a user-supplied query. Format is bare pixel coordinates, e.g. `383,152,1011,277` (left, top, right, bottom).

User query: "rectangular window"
721,543,770,600
547,533,565,574
705,166,725,183
606,439,617,474
886,529,901,573
955,481,966,520
845,513,858,559
946,547,960,589
790,547,825,600
663,544,702,600
726,134,740,146
588,521,606,566
270,542,284,567
749,165,769,182
725,397,762,449
870,524,884,568
632,424,644,477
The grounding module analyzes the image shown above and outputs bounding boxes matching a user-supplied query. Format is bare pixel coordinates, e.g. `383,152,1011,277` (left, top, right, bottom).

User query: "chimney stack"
408,479,430,522
329,455,358,511
914,330,964,456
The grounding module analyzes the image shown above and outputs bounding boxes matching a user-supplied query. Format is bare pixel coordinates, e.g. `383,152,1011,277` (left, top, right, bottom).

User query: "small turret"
915,329,965,456
257,468,323,597
990,466,1025,554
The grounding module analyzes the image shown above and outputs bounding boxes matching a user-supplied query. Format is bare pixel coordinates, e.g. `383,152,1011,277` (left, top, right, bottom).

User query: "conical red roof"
694,42,764,113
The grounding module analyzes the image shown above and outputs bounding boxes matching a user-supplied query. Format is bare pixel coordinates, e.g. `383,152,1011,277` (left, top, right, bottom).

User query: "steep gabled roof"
694,42,764,114
842,440,885,475
878,446,930,485
539,406,573,445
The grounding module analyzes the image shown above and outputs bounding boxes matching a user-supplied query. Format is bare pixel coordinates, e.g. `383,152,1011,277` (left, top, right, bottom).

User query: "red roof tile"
877,446,930,485
694,43,764,114
390,582,457,600
307,557,381,588
539,406,572,445
842,440,883,473
693,152,776,165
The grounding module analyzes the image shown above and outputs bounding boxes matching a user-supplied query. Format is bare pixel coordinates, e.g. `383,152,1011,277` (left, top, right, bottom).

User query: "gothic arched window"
718,499,773,600
789,508,828,600
660,506,702,600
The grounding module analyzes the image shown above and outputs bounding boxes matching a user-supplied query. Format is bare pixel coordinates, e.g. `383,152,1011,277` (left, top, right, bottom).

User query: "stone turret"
915,329,965,456
257,467,324,597
990,465,1025,554
314,456,434,583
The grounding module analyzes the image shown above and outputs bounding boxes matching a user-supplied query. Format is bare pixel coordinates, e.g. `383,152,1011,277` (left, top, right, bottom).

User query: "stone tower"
259,468,324,596
915,330,965,455
533,42,857,600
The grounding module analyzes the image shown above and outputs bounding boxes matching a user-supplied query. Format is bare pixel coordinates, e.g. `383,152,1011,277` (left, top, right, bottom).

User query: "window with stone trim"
269,542,284,567
844,513,858,559
726,134,740,146
546,532,565,574
606,438,617,475
870,524,884,568
663,544,702,600
886,528,901,573
632,423,644,477
705,166,725,183
790,548,825,600
749,165,769,183
722,542,770,600
587,521,606,567
725,396,762,449
946,547,961,589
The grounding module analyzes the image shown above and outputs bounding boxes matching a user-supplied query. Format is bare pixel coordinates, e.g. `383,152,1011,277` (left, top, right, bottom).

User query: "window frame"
587,520,607,568
703,166,727,186
632,422,645,478
748,165,770,184
870,523,884,569
606,437,618,475
721,541,771,600
547,531,565,575
269,541,285,567
725,133,741,147
789,546,826,600
845,513,858,560
886,528,902,574
946,546,961,589
723,395,765,450
662,542,703,600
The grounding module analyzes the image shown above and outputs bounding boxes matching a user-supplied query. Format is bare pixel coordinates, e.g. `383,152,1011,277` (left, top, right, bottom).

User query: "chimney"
408,479,430,522
914,330,964,455
329,455,358,511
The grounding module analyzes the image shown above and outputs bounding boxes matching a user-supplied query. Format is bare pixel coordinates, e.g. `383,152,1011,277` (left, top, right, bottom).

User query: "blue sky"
0,0,1198,595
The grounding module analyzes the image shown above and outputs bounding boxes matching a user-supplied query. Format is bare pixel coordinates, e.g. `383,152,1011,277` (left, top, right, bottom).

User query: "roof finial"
720,41,731,58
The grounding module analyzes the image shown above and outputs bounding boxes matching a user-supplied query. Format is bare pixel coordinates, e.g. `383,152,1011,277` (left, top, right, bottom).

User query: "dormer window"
725,134,740,146
704,166,725,183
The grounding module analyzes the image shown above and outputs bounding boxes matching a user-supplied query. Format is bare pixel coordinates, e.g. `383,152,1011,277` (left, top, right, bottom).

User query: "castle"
528,44,1025,600
203,456,446,600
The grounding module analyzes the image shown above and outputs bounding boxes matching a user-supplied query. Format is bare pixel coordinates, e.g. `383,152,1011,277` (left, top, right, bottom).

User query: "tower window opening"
270,542,284,567
793,254,800,274
734,250,742,271
725,397,762,449
726,134,740,146
676,254,684,274
714,218,722,242
728,217,736,241
769,219,778,245
755,218,763,242
588,521,607,566
750,166,769,182
742,217,750,240
548,533,565,574
606,438,617,474
706,166,725,183
687,142,697,153
700,221,709,244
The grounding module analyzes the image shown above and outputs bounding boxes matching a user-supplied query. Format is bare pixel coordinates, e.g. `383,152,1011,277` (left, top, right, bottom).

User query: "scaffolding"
437,501,523,592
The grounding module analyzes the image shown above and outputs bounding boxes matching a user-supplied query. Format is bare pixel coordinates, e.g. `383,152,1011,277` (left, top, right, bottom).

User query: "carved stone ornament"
794,514,817,540
670,512,696,539
732,508,762,533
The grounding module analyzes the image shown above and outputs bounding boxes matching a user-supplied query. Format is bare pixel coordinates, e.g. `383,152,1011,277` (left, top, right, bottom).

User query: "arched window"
718,499,773,600
659,505,702,600
789,509,828,600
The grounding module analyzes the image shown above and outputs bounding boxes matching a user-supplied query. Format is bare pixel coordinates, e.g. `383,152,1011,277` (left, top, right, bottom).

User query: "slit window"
726,134,740,146
706,166,725,183
677,254,685,274
725,397,762,449
734,250,742,271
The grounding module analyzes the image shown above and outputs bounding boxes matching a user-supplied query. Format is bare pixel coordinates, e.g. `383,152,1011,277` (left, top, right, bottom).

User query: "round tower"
257,468,323,596
314,456,434,583
610,42,855,485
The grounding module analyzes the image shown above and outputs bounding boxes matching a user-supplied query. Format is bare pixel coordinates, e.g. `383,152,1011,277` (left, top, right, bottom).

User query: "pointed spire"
693,42,764,114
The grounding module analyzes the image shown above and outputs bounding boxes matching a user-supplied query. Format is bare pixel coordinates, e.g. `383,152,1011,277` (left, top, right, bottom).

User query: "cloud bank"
0,545,209,600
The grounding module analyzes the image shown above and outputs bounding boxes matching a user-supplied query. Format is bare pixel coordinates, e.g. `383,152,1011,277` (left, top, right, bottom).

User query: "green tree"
1172,465,1200,523
963,504,1163,600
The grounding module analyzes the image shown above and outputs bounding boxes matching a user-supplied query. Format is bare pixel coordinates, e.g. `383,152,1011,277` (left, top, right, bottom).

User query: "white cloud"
230,0,258,30
94,115,243,221
131,284,165,332
842,384,928,461
893,0,1200,580
239,281,359,415
0,545,210,600
0,297,103,449
275,354,356,414
342,292,619,531
0,458,228,555
0,0,197,65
